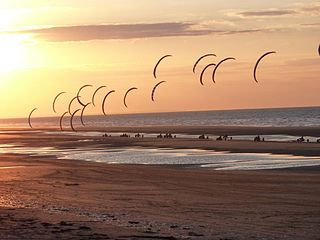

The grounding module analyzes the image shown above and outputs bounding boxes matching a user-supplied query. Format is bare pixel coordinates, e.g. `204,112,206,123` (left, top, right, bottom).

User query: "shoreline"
1,129,320,158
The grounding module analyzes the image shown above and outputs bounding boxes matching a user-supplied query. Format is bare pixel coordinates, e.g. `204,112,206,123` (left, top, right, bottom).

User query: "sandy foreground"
0,129,320,239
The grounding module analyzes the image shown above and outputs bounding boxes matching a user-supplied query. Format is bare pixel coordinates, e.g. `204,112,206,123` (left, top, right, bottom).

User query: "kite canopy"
28,108,38,129
153,55,172,79
253,51,276,83
102,90,115,116
80,102,91,126
68,96,79,115
59,111,68,131
124,87,138,108
193,53,216,74
151,81,166,102
77,84,93,106
92,86,106,106
70,108,81,132
200,63,216,85
212,57,236,83
52,91,66,113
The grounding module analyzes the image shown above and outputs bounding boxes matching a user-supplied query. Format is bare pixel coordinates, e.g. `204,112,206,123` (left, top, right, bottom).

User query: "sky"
0,0,319,118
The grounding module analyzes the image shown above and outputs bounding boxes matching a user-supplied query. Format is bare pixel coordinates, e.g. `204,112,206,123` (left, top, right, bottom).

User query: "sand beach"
0,127,319,239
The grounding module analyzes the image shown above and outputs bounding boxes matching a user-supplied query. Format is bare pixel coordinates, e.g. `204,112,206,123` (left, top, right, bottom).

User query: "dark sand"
0,129,319,239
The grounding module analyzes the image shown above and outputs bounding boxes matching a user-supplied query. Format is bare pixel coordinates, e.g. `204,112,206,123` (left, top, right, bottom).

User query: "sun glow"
0,34,28,73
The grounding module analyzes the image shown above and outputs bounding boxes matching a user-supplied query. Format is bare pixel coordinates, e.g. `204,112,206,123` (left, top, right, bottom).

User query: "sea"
1,106,320,128
1,106,320,170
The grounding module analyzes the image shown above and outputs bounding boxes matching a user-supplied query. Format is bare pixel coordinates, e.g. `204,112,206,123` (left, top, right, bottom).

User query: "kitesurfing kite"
102,90,115,116
70,108,81,132
92,86,106,106
151,81,166,102
77,84,92,106
59,111,68,131
193,53,216,73
253,51,276,83
52,91,66,113
68,96,79,115
80,103,91,126
200,63,216,85
28,108,37,129
123,87,138,108
212,57,236,83
153,55,172,79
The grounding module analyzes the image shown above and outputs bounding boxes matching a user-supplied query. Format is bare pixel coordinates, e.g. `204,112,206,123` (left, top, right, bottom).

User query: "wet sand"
0,129,319,239
2,127,320,156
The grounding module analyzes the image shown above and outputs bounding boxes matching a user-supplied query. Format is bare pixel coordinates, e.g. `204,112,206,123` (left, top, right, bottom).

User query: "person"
199,134,205,139
135,133,141,138
216,136,222,141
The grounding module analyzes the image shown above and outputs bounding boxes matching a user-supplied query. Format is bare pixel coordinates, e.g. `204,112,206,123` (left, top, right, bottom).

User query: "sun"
0,34,26,73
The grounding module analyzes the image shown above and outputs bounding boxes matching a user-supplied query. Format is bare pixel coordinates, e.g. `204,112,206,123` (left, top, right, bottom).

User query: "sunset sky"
0,0,319,118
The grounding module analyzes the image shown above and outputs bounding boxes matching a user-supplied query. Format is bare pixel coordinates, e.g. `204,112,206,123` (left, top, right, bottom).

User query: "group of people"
103,133,145,138
134,133,144,138
157,133,176,138
296,136,319,143
119,133,130,137
198,134,209,139
253,135,265,142
216,135,232,141
297,136,306,142
102,132,320,143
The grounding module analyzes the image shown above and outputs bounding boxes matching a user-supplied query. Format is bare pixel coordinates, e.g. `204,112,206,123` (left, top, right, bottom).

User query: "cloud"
7,21,274,43
229,2,320,18
300,3,320,15
300,22,320,27
222,29,264,35
11,22,222,42
237,10,296,17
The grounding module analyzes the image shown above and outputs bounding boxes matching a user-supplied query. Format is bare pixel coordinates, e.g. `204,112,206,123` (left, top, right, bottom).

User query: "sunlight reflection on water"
1,144,320,170
58,147,320,170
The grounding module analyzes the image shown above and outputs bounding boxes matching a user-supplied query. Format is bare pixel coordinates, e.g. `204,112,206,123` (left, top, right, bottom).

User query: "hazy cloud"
8,22,269,42
222,29,264,35
238,10,296,17
229,2,320,18
300,22,320,27
12,22,220,42
300,4,320,15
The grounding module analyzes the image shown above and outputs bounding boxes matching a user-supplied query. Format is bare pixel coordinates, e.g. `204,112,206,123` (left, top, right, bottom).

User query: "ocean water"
1,144,319,170
1,107,320,170
1,106,320,128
